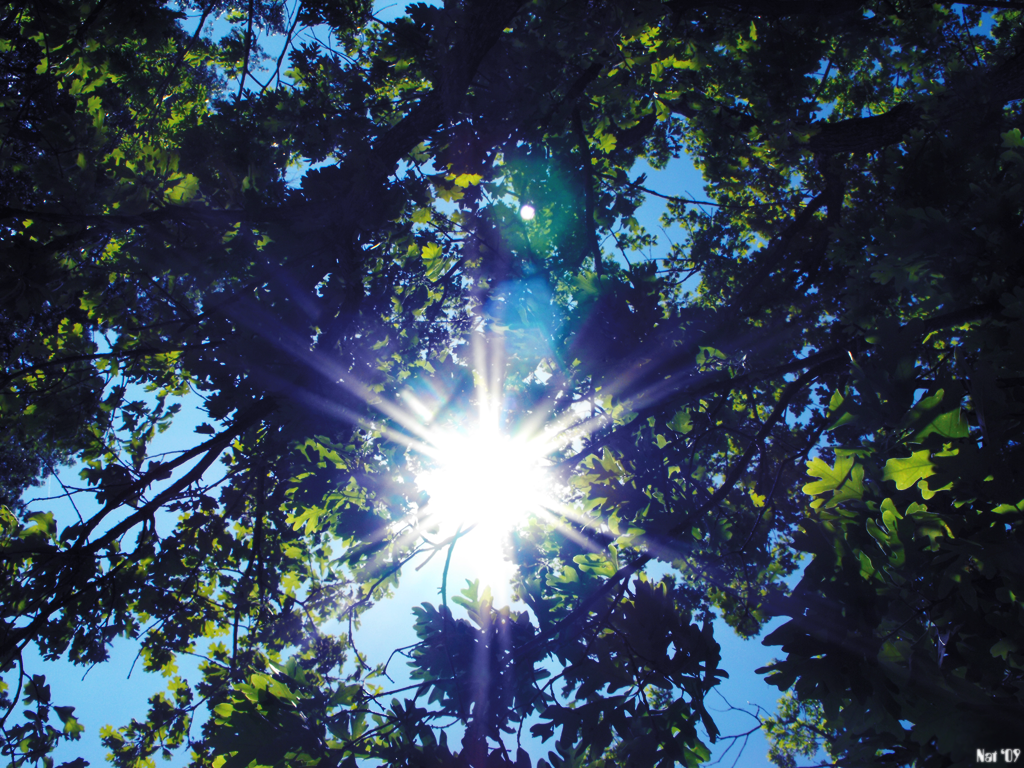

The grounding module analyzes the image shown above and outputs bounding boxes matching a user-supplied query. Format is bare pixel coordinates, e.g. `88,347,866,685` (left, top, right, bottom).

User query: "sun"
383,332,580,599
417,421,552,539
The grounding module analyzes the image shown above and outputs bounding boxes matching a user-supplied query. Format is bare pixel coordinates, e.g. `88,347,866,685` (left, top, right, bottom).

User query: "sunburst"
416,418,553,539
323,326,613,602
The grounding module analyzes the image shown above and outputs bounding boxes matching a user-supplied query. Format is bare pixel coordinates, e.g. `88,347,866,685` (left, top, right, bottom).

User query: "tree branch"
572,106,602,276
238,0,255,100
374,0,527,168
810,46,1024,154
2,343,214,387
74,399,275,545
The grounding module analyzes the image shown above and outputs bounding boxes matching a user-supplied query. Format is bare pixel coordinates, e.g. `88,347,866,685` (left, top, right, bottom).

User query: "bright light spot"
519,204,535,221
416,421,556,603
418,423,551,539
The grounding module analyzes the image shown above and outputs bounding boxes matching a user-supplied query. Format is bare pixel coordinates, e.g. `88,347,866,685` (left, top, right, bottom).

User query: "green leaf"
915,409,969,439
802,456,854,496
452,173,483,187
823,463,864,508
826,389,857,430
289,506,323,534
1001,128,1024,148
596,133,617,153
165,173,200,204
572,553,616,577
990,638,1018,660
422,241,448,281
668,408,693,434
20,513,56,542
828,390,844,411
882,450,936,490
880,498,902,533
421,242,443,261
265,677,298,704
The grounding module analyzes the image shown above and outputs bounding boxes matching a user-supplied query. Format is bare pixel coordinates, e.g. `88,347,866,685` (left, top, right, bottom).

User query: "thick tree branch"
810,46,1024,154
534,60,605,133
729,192,829,315
374,0,527,168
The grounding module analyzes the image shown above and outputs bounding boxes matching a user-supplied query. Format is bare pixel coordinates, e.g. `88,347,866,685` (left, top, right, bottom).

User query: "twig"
572,106,603,276
0,654,23,730
238,0,255,100
440,524,465,716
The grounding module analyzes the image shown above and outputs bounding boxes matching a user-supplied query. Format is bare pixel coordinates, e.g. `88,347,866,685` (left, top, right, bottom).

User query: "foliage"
2,0,1023,767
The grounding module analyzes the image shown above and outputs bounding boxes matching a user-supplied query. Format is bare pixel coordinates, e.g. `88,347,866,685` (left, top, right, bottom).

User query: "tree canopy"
2,0,1023,766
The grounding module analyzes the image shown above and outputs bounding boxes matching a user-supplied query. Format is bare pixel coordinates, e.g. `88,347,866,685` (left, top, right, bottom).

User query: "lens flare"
519,204,535,221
